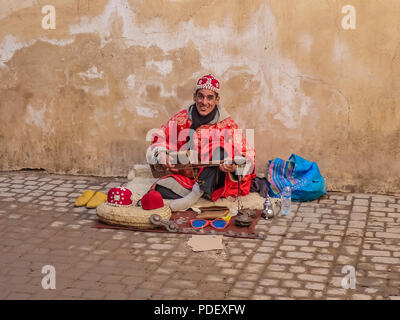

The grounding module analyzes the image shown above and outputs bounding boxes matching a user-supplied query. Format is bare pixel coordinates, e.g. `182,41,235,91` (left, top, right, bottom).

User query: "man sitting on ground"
148,74,255,211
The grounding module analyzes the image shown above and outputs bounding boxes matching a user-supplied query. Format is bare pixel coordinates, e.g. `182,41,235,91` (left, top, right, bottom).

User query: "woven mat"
93,210,263,239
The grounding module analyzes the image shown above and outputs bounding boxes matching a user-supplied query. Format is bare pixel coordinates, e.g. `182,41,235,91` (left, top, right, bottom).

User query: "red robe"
150,105,256,202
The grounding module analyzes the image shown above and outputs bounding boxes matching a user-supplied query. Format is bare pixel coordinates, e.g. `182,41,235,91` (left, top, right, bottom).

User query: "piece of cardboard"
196,211,228,220
187,235,224,252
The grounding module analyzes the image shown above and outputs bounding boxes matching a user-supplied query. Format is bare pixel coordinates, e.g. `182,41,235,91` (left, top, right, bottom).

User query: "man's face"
193,89,220,117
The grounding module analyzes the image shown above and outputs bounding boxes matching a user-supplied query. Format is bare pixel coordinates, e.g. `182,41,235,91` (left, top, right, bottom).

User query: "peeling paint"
79,66,104,80
333,36,351,62
69,1,312,129
25,104,46,128
0,35,35,67
0,35,75,68
39,37,76,47
1,0,400,193
146,59,173,75
126,74,135,88
0,0,37,21
299,33,313,53
80,82,110,96
136,106,159,118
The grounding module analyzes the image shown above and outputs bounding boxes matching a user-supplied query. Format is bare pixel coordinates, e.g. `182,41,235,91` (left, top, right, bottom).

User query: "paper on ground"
187,235,224,252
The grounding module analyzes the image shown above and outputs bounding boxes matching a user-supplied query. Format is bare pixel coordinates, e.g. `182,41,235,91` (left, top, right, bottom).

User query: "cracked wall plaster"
0,0,400,193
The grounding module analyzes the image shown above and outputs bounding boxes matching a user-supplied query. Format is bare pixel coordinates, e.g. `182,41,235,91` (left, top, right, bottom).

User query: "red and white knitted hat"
195,74,220,94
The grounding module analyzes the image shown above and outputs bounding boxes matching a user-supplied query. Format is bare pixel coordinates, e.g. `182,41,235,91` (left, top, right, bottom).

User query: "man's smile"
193,88,219,116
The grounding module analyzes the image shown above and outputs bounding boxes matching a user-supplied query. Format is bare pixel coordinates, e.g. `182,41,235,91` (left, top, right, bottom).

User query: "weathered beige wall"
1,0,399,193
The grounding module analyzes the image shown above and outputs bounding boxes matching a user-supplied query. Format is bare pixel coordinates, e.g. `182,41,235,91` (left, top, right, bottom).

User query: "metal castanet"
149,214,179,232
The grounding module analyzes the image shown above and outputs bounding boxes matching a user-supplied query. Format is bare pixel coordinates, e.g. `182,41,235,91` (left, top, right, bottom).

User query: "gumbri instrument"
151,150,251,180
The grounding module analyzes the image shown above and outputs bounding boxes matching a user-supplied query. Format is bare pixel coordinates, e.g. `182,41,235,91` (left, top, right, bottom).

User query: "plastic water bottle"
281,183,291,215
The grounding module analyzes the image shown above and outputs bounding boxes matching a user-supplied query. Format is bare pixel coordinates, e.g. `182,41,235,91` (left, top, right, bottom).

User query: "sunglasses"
190,218,229,230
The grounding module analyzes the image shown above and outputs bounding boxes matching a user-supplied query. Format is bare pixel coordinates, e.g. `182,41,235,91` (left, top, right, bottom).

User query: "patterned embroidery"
176,114,187,126
217,121,225,129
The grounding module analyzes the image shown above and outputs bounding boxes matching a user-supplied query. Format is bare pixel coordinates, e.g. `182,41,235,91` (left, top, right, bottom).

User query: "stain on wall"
0,0,399,193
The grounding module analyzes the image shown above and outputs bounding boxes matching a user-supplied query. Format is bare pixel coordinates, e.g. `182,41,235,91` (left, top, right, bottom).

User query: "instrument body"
150,150,248,178
149,150,248,211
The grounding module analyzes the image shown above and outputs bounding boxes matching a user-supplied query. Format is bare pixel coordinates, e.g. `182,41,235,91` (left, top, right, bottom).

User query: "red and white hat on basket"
107,186,133,207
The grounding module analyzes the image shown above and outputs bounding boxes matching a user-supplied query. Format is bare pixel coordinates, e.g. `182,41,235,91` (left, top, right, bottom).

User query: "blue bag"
267,154,326,202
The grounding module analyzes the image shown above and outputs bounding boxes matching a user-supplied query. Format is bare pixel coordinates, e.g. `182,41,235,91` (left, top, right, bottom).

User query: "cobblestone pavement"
1,170,400,300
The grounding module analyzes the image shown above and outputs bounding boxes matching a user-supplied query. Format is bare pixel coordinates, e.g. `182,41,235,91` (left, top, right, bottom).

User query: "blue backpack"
267,154,326,202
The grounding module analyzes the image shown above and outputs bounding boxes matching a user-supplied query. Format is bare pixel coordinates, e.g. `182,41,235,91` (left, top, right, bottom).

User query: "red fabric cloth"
151,107,256,201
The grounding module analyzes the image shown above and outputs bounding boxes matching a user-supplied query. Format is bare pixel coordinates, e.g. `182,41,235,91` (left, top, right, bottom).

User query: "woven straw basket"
96,200,171,229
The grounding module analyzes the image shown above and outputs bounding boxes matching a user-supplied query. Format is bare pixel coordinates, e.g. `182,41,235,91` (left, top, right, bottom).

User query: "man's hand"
158,152,179,173
219,163,237,173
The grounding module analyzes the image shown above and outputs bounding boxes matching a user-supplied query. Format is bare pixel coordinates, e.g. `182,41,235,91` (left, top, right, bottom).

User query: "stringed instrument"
149,150,249,212
150,150,248,178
